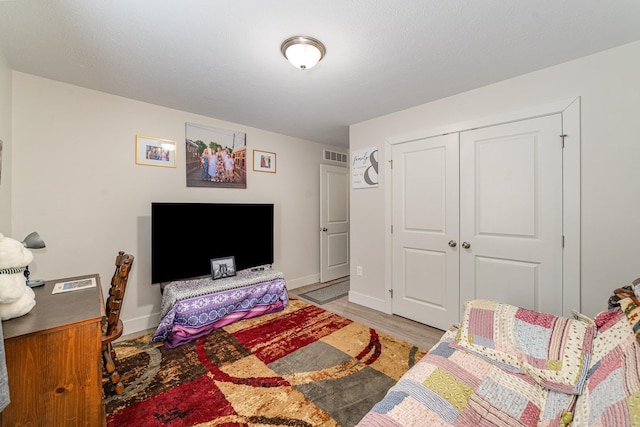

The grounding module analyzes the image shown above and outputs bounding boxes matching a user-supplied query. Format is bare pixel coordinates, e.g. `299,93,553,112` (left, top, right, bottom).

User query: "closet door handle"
462,241,471,249
448,240,457,247
321,228,328,232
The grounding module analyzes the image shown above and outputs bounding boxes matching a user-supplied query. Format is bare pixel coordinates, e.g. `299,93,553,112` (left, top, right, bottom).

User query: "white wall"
0,52,11,233
10,72,341,334
350,40,640,319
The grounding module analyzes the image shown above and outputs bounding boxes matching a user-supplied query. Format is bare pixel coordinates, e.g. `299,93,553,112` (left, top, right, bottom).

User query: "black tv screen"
151,202,274,284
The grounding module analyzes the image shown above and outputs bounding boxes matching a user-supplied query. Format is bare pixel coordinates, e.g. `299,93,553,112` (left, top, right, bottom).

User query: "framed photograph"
253,149,276,173
52,277,97,294
211,256,236,280
136,135,177,168
185,123,247,188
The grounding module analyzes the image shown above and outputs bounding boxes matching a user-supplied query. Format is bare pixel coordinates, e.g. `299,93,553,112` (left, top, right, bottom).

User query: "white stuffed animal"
0,233,36,320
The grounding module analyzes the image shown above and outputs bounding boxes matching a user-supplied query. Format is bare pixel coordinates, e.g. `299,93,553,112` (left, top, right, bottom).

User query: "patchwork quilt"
358,280,640,427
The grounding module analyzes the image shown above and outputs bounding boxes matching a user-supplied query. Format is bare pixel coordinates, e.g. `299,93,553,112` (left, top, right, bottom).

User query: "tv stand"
152,268,288,348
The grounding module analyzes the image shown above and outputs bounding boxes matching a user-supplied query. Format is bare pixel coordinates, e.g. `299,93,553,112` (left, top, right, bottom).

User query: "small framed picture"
211,256,236,280
253,149,276,173
52,277,97,294
136,135,177,167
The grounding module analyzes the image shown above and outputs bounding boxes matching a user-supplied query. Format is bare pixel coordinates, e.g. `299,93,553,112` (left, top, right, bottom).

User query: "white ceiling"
1,1,640,148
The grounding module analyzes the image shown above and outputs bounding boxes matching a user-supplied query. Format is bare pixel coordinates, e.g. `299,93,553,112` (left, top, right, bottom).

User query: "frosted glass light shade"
281,36,326,70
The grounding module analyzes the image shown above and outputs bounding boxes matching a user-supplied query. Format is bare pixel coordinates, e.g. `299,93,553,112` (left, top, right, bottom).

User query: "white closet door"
391,134,460,330
459,114,563,315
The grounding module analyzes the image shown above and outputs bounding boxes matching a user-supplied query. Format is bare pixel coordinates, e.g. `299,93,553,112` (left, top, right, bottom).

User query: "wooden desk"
1,274,106,426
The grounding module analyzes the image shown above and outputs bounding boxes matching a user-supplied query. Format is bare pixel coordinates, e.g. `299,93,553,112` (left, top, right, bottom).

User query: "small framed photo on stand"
211,256,236,280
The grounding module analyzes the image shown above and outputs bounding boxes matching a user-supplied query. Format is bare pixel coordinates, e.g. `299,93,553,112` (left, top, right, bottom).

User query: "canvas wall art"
185,123,247,188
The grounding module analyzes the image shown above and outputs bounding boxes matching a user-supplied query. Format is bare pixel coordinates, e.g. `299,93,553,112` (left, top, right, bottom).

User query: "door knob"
321,228,328,232
448,240,457,247
462,241,471,249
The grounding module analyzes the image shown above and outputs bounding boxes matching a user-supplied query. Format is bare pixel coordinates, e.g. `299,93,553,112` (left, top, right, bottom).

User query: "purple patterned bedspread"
151,271,288,348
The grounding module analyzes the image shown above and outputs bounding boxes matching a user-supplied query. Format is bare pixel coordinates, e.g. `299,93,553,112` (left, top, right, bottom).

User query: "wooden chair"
102,251,134,395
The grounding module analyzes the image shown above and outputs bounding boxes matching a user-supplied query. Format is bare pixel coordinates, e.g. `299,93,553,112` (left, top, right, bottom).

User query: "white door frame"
384,97,581,317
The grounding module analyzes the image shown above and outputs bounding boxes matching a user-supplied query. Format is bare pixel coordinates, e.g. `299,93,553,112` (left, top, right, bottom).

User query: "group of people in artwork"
200,146,235,182
146,146,170,162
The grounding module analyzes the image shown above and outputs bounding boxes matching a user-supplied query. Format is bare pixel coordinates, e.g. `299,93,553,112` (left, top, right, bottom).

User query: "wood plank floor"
290,278,445,350
122,277,447,351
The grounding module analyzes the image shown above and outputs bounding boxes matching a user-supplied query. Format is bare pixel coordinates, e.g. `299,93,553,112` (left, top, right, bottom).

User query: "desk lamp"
22,231,46,287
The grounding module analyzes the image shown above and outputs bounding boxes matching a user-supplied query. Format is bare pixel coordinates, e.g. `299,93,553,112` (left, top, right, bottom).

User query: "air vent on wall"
323,149,348,164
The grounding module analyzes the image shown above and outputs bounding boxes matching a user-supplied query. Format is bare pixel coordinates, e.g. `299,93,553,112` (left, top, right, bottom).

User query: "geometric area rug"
105,298,427,427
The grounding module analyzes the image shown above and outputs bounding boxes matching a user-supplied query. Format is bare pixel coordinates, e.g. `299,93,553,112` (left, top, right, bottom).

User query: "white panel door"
320,164,350,282
459,114,563,315
391,134,460,330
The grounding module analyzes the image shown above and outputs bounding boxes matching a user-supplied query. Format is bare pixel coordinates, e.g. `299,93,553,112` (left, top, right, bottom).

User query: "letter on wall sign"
351,148,378,188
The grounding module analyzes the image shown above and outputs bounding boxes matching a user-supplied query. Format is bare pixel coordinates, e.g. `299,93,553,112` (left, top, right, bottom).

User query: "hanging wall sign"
351,147,378,188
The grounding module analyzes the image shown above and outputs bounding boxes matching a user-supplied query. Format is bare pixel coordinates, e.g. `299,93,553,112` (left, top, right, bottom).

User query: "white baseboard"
122,312,161,336
285,273,319,290
348,290,390,314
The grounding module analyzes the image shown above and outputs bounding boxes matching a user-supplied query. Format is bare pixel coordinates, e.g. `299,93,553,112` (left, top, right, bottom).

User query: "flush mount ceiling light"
281,36,326,70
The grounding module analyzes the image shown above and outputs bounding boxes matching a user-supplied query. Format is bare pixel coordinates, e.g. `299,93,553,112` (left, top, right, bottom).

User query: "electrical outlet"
356,266,363,276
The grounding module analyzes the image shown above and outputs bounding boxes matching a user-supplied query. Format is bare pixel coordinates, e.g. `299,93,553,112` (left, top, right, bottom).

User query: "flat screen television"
151,202,274,284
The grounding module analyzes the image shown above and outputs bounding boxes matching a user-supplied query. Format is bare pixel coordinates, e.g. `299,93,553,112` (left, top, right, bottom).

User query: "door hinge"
560,134,567,148
390,225,393,234
562,235,565,248
388,159,393,169
388,289,393,298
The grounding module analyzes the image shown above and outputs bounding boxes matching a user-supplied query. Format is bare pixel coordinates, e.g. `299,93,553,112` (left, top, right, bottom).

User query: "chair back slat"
102,250,134,395
104,251,134,337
